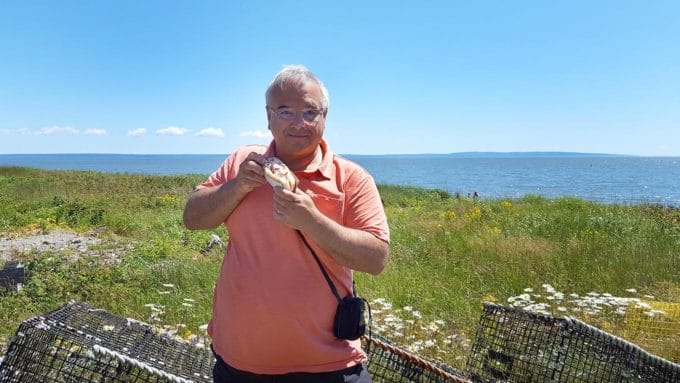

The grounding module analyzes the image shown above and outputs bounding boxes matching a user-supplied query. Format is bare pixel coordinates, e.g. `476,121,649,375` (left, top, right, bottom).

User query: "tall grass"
1,168,678,369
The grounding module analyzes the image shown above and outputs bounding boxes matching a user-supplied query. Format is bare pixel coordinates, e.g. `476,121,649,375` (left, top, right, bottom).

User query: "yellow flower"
439,210,457,219
464,206,482,222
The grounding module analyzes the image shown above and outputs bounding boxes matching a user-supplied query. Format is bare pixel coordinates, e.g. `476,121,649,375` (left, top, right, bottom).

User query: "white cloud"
0,128,24,134
127,128,147,137
239,130,270,138
84,129,107,136
157,126,190,136
37,126,79,135
195,127,225,137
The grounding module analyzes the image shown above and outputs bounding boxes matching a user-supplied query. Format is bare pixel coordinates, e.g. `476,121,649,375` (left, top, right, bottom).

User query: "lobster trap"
0,301,214,382
466,302,680,382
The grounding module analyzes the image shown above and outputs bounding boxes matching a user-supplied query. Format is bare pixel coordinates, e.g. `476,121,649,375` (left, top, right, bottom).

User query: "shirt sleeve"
344,172,390,243
196,153,239,190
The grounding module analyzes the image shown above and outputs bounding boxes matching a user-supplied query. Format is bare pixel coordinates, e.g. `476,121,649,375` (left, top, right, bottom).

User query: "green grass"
1,168,678,369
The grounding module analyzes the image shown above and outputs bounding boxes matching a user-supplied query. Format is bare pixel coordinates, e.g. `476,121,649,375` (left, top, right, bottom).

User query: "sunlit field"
1,167,678,370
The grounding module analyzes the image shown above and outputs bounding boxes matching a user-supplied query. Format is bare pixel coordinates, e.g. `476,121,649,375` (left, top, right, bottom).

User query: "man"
183,65,390,382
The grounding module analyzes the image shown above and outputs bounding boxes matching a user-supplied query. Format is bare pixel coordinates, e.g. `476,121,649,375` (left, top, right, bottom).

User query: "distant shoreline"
0,152,670,158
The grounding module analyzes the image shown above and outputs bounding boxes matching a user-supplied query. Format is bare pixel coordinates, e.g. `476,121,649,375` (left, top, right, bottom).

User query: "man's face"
267,80,326,160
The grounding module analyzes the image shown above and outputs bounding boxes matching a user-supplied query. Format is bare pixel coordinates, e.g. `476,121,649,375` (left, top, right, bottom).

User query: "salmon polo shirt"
197,140,390,374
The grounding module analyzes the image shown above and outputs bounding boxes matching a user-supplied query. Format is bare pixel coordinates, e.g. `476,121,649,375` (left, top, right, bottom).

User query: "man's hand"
235,152,267,193
272,187,318,230
183,152,267,230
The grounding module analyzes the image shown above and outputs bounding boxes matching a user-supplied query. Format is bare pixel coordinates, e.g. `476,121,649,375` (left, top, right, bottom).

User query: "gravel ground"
0,229,133,264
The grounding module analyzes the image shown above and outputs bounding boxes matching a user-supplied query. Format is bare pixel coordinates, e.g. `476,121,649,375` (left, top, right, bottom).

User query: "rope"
363,336,471,383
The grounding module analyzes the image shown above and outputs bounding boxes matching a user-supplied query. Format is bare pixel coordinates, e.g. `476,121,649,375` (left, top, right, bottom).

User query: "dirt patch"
0,229,133,265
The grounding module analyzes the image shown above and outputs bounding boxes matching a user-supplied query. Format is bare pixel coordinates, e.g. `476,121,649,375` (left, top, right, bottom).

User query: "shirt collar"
264,139,333,180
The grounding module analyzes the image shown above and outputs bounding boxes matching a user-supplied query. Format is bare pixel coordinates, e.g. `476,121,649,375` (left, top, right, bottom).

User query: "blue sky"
1,1,678,156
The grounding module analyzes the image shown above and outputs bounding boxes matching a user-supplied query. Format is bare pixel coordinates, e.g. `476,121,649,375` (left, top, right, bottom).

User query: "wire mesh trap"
465,302,680,383
0,261,25,291
0,301,214,382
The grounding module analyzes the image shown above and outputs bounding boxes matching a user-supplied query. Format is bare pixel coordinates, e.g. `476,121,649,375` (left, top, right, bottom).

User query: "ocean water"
1,154,679,206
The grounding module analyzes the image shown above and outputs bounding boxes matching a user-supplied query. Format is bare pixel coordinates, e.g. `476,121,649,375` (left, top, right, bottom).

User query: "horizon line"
0,151,674,157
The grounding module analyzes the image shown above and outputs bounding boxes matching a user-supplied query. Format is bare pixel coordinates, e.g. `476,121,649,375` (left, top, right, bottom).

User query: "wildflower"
182,303,193,308
198,324,208,332
517,293,531,301
524,288,534,292
183,298,196,303
412,311,422,319
158,291,171,295
162,283,175,288
643,295,655,300
625,288,637,293
403,306,413,312
427,322,440,332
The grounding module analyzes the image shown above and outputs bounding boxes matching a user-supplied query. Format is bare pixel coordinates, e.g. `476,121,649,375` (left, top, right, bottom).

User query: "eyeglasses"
268,107,324,123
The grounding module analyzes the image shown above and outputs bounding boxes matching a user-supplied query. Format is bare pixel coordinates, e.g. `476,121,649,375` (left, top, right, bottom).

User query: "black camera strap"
296,230,343,302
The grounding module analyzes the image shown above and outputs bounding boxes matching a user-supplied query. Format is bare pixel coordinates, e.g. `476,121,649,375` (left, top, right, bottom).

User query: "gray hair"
265,65,329,111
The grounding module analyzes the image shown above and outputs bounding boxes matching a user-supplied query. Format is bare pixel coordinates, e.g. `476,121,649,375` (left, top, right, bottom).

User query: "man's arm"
304,214,389,275
183,153,266,230
273,188,389,275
